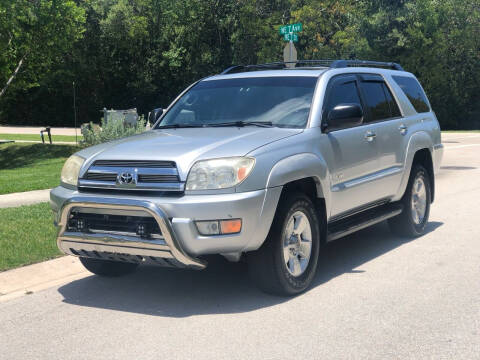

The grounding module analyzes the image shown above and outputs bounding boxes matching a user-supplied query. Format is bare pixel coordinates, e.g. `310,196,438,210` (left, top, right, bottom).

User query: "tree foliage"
0,0,85,97
0,0,478,129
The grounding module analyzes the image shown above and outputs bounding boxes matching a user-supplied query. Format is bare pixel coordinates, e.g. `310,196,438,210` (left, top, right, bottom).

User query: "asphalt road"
1,132,479,359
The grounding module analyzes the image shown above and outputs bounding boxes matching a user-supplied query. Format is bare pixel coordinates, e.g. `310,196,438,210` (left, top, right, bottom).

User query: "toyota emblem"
117,171,136,187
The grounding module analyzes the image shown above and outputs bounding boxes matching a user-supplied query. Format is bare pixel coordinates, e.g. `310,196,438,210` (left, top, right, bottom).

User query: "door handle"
364,131,376,142
399,124,408,135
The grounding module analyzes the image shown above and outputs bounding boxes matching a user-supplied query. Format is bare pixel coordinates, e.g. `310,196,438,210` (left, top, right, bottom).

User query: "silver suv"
51,60,443,295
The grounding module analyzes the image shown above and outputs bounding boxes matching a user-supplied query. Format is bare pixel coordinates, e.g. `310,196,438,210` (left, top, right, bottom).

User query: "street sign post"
283,42,297,64
279,22,302,66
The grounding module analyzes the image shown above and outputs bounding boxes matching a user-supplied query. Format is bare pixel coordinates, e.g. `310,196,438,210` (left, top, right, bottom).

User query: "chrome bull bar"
56,196,206,269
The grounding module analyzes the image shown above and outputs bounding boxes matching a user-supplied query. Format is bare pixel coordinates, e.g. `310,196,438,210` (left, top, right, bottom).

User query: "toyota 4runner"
51,60,443,295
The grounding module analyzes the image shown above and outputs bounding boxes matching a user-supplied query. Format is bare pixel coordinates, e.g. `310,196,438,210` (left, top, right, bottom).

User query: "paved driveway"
0,132,479,359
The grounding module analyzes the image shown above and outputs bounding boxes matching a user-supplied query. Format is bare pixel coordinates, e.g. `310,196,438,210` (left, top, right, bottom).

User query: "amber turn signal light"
219,219,242,234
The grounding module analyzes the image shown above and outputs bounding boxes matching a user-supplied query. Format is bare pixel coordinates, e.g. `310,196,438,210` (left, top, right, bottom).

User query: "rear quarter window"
392,76,430,113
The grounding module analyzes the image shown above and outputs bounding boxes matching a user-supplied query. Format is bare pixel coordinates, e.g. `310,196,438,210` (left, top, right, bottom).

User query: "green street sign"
283,33,298,42
279,23,303,35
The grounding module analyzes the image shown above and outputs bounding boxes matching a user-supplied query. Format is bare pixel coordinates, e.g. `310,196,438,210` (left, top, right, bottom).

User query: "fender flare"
394,131,434,201
266,153,331,215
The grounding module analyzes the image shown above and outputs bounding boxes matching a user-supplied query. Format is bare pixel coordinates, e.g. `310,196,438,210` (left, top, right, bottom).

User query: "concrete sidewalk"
8,140,78,145
0,126,80,136
0,256,89,302
0,189,51,208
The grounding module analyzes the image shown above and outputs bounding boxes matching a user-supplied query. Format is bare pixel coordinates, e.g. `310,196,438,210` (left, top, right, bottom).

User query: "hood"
77,127,302,179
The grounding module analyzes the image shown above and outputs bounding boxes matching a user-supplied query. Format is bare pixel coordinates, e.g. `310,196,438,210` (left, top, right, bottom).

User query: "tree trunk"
0,54,27,99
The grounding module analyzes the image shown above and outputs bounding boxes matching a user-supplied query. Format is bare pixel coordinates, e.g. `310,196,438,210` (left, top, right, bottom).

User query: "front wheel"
247,192,321,296
389,164,431,238
79,257,139,277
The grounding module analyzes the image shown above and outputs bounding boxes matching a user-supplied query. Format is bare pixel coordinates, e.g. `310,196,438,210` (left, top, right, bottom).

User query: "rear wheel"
79,257,139,277
389,164,431,237
247,192,321,296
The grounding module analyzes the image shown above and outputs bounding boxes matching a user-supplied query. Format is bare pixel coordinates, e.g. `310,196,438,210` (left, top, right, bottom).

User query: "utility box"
102,108,138,126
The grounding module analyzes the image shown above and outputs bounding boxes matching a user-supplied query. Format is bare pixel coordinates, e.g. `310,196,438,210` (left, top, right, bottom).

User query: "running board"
327,203,403,242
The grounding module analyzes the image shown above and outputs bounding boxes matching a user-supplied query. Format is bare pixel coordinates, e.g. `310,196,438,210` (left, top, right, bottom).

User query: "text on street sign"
279,23,303,35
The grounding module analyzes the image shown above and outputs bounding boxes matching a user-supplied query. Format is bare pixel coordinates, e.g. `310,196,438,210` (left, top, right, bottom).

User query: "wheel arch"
266,153,331,214
412,148,435,203
280,177,327,245
396,131,435,203
266,153,329,245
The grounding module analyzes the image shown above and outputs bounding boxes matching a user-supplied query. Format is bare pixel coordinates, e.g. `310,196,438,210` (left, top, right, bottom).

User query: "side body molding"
266,153,331,216
393,130,434,202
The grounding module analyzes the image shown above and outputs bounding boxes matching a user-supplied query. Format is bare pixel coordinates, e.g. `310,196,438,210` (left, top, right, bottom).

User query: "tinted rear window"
383,83,401,118
392,76,430,113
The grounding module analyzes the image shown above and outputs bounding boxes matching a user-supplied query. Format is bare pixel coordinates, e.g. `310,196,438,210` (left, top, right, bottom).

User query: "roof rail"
330,60,404,71
220,59,404,74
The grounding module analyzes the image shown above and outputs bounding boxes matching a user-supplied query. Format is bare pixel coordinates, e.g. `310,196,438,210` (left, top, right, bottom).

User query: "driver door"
319,74,383,218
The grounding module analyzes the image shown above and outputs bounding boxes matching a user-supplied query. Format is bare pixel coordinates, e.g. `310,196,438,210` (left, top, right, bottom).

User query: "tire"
388,164,431,238
79,257,139,277
247,192,321,296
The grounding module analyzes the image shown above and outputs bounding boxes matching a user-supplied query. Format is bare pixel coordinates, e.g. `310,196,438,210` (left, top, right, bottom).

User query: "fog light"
136,223,148,237
195,219,242,235
76,219,85,231
196,221,220,235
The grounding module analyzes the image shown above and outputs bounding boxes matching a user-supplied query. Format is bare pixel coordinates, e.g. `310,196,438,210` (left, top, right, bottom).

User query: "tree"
359,0,480,128
1,0,478,128
0,0,85,99
291,0,369,60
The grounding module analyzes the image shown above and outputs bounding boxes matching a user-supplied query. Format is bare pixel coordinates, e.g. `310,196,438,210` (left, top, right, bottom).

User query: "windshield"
156,76,318,129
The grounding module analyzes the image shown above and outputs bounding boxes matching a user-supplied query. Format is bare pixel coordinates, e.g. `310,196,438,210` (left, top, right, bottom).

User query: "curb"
0,256,89,303
0,189,52,208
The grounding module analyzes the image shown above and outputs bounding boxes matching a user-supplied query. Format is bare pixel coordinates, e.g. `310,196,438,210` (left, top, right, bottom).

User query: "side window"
360,81,392,122
382,83,401,118
326,77,362,112
392,75,430,113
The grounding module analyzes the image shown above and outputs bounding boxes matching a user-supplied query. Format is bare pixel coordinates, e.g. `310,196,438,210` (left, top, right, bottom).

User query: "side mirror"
323,103,363,132
148,108,163,124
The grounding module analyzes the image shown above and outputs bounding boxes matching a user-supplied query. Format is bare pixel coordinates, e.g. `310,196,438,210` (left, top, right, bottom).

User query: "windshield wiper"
156,123,205,129
205,121,273,128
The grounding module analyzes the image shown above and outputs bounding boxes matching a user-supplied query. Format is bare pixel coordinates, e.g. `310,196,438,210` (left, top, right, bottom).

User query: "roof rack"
330,60,404,71
221,59,404,74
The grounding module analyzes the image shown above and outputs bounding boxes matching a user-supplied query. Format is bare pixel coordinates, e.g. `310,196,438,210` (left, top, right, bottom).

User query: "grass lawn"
0,202,61,271
0,143,79,195
0,133,82,142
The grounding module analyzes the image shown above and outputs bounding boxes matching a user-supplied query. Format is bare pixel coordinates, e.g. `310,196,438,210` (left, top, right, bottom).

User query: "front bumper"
51,186,282,268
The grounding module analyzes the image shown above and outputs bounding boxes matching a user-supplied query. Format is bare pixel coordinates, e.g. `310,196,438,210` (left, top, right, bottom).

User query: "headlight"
60,155,85,186
186,157,255,190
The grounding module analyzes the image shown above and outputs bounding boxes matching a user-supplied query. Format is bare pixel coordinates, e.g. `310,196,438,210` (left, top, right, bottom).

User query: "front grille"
78,159,184,192
85,172,117,181
68,212,162,238
93,160,175,168
137,174,179,183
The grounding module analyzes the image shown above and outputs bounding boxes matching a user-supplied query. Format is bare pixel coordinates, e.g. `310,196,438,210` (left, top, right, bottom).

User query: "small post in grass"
73,81,78,145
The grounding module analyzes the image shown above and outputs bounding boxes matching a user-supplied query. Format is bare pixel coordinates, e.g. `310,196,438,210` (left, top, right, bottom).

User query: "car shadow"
58,220,443,318
0,143,77,169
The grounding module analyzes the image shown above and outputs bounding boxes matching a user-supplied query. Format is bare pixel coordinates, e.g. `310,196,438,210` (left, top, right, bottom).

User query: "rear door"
357,74,406,199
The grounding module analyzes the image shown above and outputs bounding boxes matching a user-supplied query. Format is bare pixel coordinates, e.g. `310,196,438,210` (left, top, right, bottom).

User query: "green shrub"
81,116,147,146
